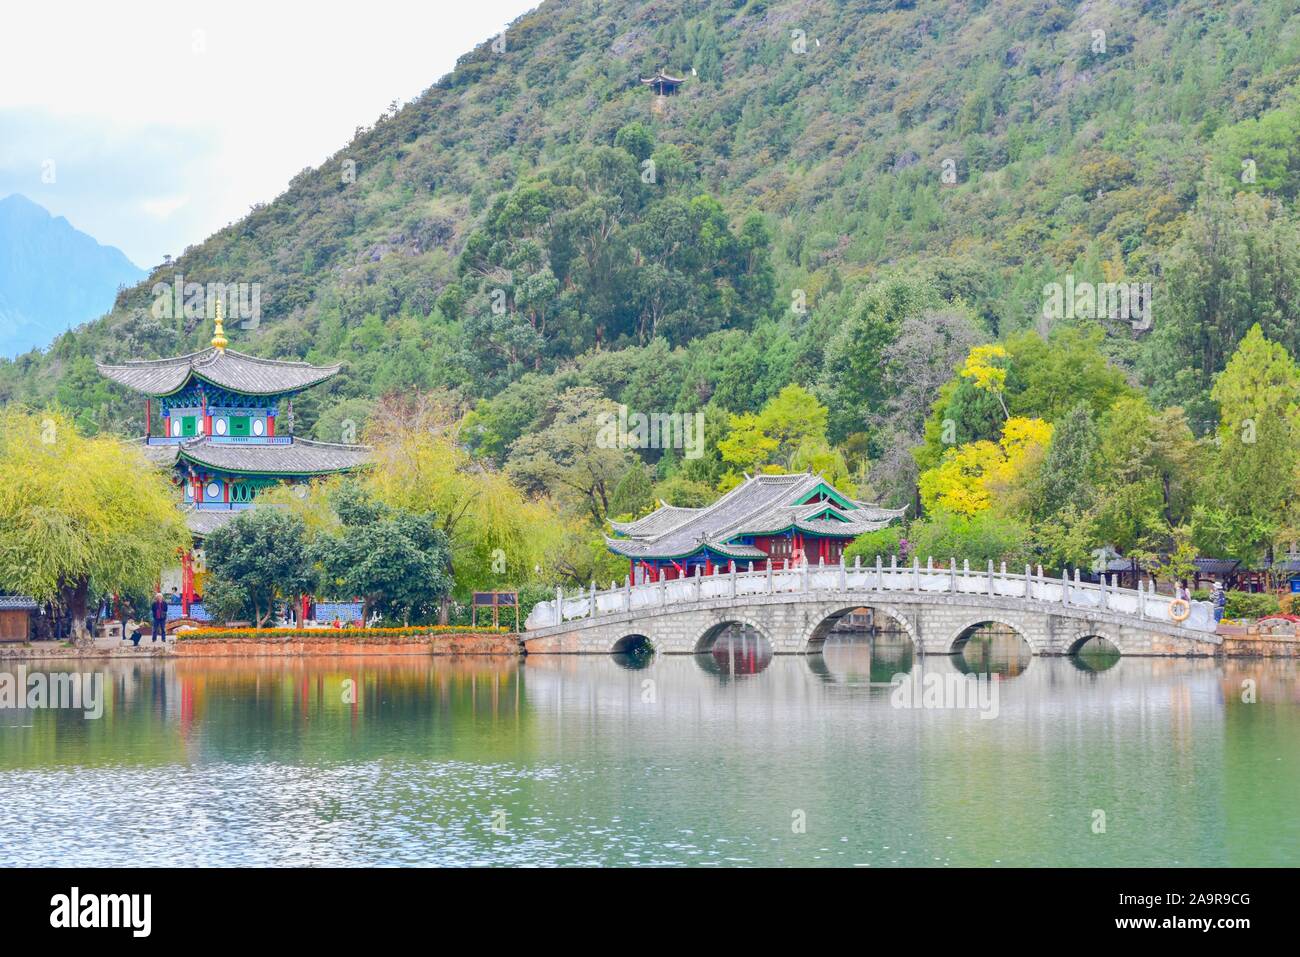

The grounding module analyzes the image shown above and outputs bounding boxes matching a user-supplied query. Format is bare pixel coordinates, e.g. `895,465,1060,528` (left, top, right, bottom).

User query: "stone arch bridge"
524,559,1221,657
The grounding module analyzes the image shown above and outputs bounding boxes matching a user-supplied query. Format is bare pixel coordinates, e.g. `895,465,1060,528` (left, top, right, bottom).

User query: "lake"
1,635,1297,866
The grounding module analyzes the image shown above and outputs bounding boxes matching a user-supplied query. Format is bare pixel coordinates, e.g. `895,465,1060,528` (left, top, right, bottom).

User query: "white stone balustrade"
528,556,1218,635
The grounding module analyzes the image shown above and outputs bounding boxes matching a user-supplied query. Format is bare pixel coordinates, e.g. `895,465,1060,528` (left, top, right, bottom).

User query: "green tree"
1027,401,1099,521
203,507,312,628
312,483,453,624
0,409,191,638
1141,194,1300,427
1198,325,1300,563
717,384,847,488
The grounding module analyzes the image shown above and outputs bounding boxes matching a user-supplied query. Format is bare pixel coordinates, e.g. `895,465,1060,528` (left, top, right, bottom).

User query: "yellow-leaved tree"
918,416,1052,517
959,343,1010,418
363,394,564,619
0,408,191,637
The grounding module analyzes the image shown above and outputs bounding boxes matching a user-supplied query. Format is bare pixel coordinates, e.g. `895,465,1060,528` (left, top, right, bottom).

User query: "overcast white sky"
0,0,540,267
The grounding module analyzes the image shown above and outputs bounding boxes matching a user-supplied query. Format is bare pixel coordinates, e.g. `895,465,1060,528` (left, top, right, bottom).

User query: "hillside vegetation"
6,0,1300,581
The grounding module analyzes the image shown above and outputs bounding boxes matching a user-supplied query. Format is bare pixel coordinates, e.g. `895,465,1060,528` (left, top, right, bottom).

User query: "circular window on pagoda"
206,482,221,499
215,417,228,435
171,418,181,437
252,419,265,436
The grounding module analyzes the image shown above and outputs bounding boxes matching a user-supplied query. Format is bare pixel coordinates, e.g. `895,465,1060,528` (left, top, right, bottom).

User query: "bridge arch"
610,632,657,656
692,617,771,654
1065,631,1122,657
800,603,917,651
947,616,1036,656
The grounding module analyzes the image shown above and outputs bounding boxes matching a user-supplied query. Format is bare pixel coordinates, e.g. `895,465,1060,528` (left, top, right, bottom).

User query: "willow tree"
364,394,562,620
0,408,190,637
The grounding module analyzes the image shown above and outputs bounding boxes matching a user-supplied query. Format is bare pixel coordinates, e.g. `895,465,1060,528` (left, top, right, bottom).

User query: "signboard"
472,591,520,630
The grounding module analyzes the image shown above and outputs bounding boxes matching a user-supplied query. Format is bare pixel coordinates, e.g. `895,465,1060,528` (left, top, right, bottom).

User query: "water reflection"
0,650,1297,867
701,624,773,677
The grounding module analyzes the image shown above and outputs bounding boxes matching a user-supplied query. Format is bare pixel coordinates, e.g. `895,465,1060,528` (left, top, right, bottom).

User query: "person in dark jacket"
1212,582,1227,623
150,593,168,642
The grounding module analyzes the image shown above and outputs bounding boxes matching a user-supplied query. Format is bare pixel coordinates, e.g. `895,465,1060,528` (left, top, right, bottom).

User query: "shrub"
175,625,509,641
1225,591,1281,620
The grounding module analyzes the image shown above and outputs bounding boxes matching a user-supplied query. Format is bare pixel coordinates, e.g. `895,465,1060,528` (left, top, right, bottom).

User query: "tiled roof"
607,472,906,560
130,438,184,468
0,595,38,610
1193,558,1241,575
182,508,244,538
97,348,340,397
175,437,369,476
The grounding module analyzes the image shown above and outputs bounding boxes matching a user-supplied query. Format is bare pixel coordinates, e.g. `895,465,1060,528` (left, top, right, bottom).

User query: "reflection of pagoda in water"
97,306,369,613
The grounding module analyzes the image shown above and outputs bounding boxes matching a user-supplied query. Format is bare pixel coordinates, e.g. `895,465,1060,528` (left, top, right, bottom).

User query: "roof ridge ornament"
211,300,229,353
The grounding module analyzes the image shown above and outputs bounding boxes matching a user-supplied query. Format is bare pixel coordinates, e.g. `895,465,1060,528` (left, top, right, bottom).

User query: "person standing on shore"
1212,582,1227,623
150,592,168,643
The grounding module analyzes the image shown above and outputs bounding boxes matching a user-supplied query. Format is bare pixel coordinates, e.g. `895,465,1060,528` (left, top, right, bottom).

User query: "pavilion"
606,471,906,584
97,305,368,617
640,69,685,96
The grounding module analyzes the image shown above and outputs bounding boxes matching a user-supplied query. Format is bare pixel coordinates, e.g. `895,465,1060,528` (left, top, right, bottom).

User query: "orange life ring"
1168,598,1191,623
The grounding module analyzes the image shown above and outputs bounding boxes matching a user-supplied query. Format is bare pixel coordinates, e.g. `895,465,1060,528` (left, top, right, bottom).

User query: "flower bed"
176,625,510,641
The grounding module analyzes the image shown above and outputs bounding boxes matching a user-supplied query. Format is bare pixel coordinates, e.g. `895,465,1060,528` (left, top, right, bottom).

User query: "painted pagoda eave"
96,347,342,399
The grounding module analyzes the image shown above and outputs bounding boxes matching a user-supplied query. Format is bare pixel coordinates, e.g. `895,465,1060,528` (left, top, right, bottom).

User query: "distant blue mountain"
0,194,145,357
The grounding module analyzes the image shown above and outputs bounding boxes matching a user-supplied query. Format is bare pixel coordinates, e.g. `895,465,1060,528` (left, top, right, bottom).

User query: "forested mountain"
0,194,144,358
4,0,1300,532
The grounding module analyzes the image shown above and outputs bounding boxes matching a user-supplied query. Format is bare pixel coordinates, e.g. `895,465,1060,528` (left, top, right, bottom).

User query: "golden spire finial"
211,299,228,352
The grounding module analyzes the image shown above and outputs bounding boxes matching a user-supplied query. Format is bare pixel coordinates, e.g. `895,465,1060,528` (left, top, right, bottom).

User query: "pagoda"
97,304,368,615
606,471,906,584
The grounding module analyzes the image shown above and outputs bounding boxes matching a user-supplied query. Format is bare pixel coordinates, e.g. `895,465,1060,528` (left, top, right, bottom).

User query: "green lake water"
1,636,1297,866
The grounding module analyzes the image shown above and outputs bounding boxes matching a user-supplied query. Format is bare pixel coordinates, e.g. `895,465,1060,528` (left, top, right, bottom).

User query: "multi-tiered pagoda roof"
98,311,368,536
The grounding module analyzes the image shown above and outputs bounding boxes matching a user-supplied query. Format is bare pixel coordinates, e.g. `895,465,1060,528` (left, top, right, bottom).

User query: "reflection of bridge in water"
526,559,1221,657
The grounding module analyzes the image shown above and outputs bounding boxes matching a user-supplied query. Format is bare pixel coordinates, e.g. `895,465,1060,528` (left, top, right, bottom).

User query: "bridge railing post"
1024,565,1031,600
876,555,883,591
988,559,995,597
1061,570,1069,606
766,561,773,594
839,553,847,591
730,561,737,599
950,557,957,592
589,580,596,618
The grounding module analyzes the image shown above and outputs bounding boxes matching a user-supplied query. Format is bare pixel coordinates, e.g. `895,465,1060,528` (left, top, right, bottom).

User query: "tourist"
150,592,168,643
127,622,143,647
1177,580,1191,602
1212,582,1226,623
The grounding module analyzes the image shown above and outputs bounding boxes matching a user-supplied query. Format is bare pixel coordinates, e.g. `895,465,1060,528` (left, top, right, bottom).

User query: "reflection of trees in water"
953,624,1032,678
1070,637,1121,673
821,633,914,684
167,657,529,760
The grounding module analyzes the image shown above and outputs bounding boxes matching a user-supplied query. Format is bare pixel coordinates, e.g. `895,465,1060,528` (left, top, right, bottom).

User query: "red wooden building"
606,472,906,584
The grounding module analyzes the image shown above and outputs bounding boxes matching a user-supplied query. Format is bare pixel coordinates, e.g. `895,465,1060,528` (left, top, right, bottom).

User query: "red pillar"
268,414,276,437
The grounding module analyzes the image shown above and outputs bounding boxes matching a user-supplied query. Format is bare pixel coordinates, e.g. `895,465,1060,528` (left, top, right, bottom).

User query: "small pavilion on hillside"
606,471,906,584
640,69,685,96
